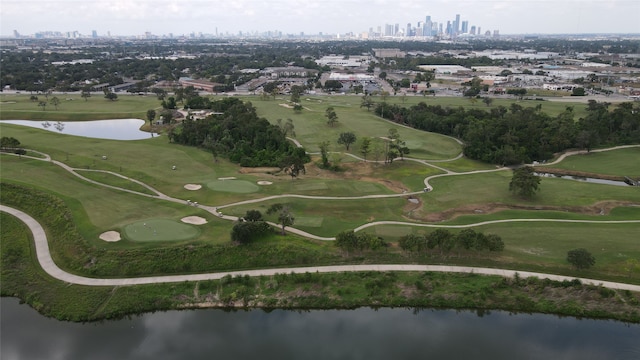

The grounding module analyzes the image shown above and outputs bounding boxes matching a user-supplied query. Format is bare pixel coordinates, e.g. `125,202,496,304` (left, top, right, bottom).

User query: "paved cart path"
3,204,640,291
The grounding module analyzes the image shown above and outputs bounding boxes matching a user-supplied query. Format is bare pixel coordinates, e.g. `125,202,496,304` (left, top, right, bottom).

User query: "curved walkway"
3,204,639,291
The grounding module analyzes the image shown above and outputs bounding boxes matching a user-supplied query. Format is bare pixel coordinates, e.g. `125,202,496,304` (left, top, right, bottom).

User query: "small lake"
1,119,159,140
2,298,639,360
535,172,632,187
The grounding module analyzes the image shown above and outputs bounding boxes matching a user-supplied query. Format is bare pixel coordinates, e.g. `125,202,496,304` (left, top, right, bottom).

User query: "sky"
1,0,639,37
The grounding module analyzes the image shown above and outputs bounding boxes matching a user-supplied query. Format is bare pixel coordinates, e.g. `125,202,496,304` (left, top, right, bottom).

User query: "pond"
534,172,632,187
1,119,159,140
2,298,639,360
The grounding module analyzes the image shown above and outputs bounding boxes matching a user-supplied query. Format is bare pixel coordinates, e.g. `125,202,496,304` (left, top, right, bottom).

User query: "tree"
509,166,541,198
325,107,338,127
37,101,47,111
318,140,330,168
160,109,174,124
337,132,357,151
360,136,372,161
277,208,294,235
49,96,60,110
572,87,586,96
243,210,264,222
567,248,596,269
0,137,20,149
482,97,493,107
231,221,270,244
104,90,118,101
146,109,156,126
277,118,296,137
81,88,91,101
293,104,303,113
379,71,387,80
360,95,374,111
290,85,304,103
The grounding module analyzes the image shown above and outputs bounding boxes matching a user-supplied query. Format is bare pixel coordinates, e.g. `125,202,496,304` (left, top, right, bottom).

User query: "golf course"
1,92,639,322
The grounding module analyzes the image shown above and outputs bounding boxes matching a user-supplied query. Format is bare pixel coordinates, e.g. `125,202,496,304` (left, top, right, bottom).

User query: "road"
3,204,640,291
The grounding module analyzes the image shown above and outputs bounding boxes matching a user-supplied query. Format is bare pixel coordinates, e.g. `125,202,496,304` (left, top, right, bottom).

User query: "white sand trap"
279,103,294,109
257,181,273,185
181,216,207,225
218,177,237,180
184,184,202,190
99,231,121,242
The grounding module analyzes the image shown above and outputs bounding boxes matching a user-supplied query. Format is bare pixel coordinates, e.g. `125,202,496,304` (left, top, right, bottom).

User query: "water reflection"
534,172,631,187
1,119,159,140
2,298,639,360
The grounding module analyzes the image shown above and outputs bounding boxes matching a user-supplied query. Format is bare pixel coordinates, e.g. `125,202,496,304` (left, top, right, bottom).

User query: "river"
2,298,639,360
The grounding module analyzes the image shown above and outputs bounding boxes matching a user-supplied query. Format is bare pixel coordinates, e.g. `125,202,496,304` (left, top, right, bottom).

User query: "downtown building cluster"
369,14,498,39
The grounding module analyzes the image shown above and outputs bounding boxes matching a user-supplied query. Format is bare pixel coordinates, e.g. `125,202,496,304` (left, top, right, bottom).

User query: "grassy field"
545,147,640,177
1,92,639,323
0,93,162,121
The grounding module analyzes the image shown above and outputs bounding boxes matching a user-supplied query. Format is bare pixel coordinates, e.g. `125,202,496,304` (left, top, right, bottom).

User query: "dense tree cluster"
335,230,387,254
375,100,640,165
398,229,504,254
170,98,309,167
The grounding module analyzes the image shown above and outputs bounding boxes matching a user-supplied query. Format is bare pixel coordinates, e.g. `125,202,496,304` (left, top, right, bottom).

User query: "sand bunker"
184,184,202,190
217,177,237,180
257,181,273,185
279,103,294,109
181,216,207,225
99,231,121,242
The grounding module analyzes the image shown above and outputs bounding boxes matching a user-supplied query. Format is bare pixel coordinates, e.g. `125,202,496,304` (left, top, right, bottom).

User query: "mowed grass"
123,219,200,242
249,96,462,160
207,179,260,193
75,170,157,195
0,93,162,121
0,157,231,246
549,147,640,177
423,170,640,213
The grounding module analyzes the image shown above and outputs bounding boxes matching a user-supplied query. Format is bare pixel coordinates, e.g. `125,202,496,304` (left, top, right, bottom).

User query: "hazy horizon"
2,0,639,37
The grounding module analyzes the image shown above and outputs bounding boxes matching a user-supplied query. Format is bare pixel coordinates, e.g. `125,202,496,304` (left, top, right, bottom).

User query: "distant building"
373,48,406,58
178,77,220,92
261,67,318,78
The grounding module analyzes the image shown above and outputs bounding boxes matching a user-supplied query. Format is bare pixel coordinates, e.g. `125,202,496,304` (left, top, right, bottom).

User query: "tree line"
398,229,505,254
375,100,640,165
169,97,309,168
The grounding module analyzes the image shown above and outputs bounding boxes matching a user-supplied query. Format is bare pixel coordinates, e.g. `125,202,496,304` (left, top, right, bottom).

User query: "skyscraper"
455,14,461,35
425,16,432,36
461,21,468,34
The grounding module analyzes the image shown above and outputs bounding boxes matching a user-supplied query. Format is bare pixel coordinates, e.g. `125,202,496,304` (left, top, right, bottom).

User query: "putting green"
207,179,260,193
123,219,200,242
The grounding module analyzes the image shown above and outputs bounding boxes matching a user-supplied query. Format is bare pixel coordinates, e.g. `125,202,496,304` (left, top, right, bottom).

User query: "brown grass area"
305,161,407,193
410,200,634,222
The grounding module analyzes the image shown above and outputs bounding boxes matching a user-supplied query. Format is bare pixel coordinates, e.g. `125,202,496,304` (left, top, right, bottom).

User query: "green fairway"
207,179,260,193
0,93,162,121
549,147,640,177
249,96,463,160
123,219,200,242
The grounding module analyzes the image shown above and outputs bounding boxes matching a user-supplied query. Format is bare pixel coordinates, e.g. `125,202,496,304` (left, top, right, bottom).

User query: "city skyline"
2,0,639,37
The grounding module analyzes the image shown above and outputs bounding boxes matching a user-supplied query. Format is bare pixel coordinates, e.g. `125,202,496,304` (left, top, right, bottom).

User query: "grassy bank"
2,209,639,323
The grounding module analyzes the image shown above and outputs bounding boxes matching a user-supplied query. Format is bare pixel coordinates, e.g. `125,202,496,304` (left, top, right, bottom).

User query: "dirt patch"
306,161,408,193
181,216,207,225
412,200,635,222
239,167,281,174
99,231,121,242
184,184,202,190
257,181,273,185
